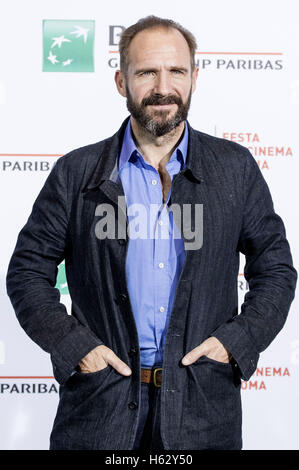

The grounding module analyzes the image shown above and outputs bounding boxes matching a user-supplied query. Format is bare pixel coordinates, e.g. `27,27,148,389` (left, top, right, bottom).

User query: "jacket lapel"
82,116,130,207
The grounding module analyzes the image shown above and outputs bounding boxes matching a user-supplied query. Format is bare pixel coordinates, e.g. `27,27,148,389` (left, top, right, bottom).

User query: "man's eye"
141,71,155,76
172,69,183,74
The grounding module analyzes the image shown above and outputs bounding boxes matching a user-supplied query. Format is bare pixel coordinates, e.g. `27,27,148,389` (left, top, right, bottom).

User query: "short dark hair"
119,16,197,76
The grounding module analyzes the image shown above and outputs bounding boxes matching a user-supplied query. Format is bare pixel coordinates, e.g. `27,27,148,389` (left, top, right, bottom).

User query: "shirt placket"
146,168,171,364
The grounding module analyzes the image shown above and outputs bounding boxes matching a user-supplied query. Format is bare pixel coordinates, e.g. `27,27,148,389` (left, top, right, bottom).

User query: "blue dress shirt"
118,119,188,367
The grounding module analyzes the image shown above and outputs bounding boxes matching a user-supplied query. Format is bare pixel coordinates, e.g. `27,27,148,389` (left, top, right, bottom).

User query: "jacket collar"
185,121,204,183
83,116,203,192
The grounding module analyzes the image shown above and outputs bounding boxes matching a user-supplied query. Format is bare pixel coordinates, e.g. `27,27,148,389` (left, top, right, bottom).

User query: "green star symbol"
43,20,95,72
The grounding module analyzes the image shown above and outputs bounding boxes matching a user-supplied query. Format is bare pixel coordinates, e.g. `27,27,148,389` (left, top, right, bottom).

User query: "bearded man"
6,16,297,450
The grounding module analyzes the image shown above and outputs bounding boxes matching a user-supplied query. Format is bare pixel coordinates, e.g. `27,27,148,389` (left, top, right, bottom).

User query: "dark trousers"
132,382,164,450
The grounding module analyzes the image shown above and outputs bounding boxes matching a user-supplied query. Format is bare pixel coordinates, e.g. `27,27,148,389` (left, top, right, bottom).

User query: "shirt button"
159,306,165,313
158,220,163,226
151,179,157,185
128,401,138,410
158,262,164,269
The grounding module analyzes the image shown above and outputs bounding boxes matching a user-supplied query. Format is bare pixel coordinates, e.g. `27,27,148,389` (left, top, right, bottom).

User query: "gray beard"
125,87,192,137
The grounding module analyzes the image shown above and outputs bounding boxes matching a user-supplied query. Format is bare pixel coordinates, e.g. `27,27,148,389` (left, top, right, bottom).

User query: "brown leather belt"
141,367,162,387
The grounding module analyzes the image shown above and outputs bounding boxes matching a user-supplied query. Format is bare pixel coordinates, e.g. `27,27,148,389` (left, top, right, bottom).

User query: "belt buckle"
153,367,162,387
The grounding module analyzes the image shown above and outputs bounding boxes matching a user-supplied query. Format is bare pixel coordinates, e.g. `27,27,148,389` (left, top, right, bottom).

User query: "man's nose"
153,71,172,95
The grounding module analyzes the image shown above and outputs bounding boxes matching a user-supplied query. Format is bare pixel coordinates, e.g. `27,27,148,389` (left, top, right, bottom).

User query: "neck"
130,117,185,170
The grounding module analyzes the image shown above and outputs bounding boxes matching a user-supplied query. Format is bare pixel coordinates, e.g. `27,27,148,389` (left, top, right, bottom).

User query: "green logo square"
43,20,95,72
55,261,69,294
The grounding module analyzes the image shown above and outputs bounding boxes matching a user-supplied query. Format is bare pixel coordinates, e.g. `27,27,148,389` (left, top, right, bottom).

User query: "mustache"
141,94,182,107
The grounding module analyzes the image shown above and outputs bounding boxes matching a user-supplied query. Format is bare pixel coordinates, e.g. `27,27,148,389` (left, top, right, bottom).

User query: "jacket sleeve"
212,149,297,381
6,156,103,385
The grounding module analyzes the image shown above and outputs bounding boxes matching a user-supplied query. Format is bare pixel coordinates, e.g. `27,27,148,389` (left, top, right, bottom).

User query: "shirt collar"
119,117,189,171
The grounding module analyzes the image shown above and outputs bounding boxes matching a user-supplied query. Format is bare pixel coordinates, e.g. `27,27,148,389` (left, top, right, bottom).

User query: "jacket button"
128,347,137,357
128,401,138,410
118,239,126,245
120,293,127,302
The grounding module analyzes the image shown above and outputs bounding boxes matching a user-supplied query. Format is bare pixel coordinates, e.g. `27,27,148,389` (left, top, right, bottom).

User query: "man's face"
116,27,198,137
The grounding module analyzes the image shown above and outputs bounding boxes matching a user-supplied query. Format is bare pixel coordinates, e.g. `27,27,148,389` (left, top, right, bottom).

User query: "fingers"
181,344,204,365
78,345,132,376
181,337,231,365
102,347,132,376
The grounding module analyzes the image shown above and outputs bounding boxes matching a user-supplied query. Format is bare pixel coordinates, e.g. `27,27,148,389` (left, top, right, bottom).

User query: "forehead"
127,27,191,69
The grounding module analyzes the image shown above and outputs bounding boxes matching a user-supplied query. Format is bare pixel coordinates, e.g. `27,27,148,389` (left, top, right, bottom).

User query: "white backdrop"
0,0,298,450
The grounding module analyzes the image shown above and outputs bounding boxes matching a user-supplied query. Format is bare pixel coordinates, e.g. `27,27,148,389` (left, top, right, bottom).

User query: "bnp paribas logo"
43,20,95,72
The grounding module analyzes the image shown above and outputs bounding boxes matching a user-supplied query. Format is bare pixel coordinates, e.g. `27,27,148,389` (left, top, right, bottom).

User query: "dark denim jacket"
6,117,297,450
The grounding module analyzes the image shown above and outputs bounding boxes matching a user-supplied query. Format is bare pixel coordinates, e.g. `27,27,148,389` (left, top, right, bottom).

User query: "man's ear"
115,70,127,97
191,66,199,94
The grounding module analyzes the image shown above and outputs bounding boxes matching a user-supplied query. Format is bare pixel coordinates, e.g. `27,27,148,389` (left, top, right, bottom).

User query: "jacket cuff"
50,325,103,385
211,320,259,381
